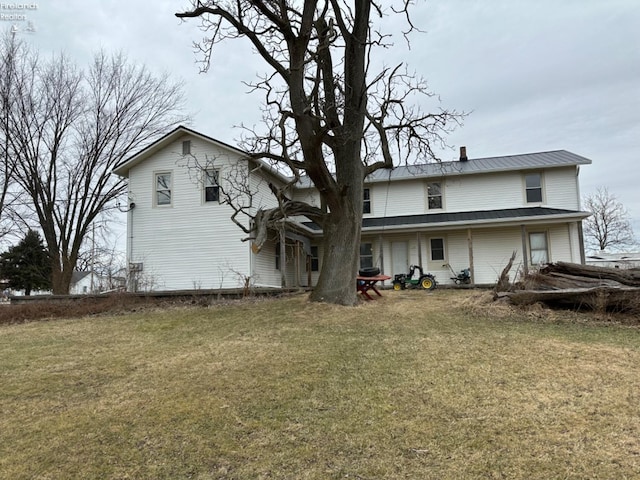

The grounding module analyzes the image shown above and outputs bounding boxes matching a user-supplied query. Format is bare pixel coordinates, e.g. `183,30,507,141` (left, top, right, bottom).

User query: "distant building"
586,252,640,269
70,271,126,295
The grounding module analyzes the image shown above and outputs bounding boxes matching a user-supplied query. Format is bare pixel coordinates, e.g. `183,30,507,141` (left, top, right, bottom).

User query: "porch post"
467,228,474,285
279,226,287,288
521,225,529,275
295,241,301,287
378,234,384,274
417,232,423,267
577,221,586,265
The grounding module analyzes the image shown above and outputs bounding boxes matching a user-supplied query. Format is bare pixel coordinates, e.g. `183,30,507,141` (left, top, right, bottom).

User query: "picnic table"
356,274,391,300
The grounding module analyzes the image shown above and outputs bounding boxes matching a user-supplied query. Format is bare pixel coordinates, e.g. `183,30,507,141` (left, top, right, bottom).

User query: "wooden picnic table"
356,274,391,300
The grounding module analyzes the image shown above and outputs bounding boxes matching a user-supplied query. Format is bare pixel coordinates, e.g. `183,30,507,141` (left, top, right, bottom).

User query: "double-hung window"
204,169,220,203
155,172,172,206
529,232,548,265
360,243,373,269
310,246,319,272
525,173,543,203
430,238,445,262
427,182,443,209
363,188,371,214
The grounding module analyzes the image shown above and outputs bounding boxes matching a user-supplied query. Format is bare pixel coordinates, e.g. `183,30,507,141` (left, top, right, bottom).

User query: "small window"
155,172,172,206
529,232,548,265
310,246,319,272
360,243,373,269
363,188,371,214
204,169,219,203
182,140,191,155
275,242,281,270
430,238,445,261
427,182,442,209
525,173,542,203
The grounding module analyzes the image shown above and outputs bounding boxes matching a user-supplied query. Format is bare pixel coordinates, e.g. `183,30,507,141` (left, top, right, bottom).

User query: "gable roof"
71,271,92,284
112,125,290,184
297,150,592,188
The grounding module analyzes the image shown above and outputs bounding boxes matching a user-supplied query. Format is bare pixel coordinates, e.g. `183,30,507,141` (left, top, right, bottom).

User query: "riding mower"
392,265,437,290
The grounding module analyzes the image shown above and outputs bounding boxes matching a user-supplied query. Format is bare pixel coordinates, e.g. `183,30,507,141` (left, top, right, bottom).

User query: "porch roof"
301,207,590,234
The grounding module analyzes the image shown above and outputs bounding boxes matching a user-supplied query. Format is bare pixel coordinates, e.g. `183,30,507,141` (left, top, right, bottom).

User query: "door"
391,241,409,277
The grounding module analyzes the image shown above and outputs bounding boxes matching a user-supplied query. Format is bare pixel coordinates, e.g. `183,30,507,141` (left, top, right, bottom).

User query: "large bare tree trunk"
311,201,362,305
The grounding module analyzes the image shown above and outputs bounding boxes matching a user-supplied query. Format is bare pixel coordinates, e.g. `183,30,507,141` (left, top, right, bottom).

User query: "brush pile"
495,261,640,313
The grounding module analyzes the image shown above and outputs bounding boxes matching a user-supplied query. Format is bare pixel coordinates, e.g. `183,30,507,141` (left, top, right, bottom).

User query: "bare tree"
6,48,188,293
0,32,24,239
176,1,461,305
583,187,637,252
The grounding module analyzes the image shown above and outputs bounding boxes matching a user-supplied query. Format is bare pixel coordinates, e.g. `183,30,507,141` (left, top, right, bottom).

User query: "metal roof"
296,150,592,188
302,207,590,232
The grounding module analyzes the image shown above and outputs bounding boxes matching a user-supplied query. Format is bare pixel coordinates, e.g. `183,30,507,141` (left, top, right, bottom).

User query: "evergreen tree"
0,230,51,295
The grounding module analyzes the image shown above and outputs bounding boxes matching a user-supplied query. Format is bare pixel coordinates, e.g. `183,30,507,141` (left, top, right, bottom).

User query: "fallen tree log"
497,286,640,312
540,262,640,287
525,272,623,290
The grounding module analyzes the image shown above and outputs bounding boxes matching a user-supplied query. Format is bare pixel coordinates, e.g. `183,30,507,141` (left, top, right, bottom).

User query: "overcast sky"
12,1,640,248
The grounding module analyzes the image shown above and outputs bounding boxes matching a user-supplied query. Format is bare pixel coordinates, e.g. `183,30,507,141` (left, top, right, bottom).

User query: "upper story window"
363,188,371,214
182,140,191,155
155,172,172,206
427,182,442,209
204,169,220,203
525,173,543,203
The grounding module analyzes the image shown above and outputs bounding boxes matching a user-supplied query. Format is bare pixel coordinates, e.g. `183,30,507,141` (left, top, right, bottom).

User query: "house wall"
294,166,581,217
127,134,251,290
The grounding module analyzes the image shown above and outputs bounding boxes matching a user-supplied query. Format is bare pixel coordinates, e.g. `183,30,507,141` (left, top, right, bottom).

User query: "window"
430,238,445,261
204,169,219,203
525,173,542,203
310,246,319,272
182,140,191,155
275,242,281,270
155,172,172,206
360,243,373,269
427,182,442,209
363,188,371,214
529,232,548,265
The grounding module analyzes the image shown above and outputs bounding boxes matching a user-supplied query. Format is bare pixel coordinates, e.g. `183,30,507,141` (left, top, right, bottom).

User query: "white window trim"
529,231,550,266
360,242,374,269
154,171,173,207
524,172,544,204
363,187,372,215
426,181,444,210
202,168,220,205
429,237,447,265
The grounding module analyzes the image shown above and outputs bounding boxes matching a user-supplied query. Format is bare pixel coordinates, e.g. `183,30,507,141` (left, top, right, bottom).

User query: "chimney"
459,146,468,162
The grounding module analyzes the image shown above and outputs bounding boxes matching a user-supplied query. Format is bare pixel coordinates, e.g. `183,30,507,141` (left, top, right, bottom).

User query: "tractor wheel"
393,282,402,291
421,277,435,290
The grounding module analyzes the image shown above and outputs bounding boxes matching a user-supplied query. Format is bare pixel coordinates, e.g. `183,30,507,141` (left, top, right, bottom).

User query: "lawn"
1,290,639,479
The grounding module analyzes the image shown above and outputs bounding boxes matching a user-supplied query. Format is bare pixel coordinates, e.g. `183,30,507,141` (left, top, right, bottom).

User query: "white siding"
543,167,580,209
127,134,251,290
471,228,524,284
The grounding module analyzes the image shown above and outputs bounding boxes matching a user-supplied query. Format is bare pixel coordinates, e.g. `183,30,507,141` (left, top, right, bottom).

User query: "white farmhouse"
113,126,591,291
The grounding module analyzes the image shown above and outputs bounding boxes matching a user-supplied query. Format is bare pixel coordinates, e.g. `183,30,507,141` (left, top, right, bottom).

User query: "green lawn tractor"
392,265,437,291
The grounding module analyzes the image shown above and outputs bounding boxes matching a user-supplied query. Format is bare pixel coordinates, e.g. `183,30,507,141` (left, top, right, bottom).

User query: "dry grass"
1,290,640,479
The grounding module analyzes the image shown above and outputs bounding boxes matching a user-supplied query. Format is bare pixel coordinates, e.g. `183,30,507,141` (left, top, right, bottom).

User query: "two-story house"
113,126,591,291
